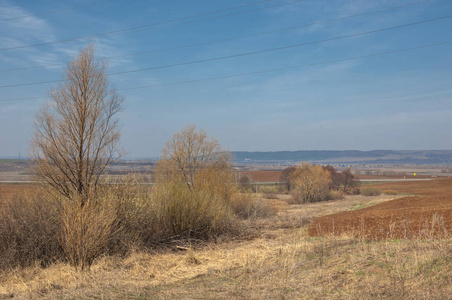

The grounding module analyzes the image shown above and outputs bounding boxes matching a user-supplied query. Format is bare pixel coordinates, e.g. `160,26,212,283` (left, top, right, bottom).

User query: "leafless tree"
322,165,341,191
341,168,359,193
30,45,124,206
155,125,231,192
280,166,296,192
153,125,235,237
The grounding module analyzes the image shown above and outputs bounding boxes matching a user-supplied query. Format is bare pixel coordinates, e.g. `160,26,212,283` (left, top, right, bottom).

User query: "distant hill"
230,150,452,164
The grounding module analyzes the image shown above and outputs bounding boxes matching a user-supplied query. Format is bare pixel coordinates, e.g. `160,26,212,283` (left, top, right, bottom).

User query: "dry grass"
1,193,429,299
383,189,399,195
0,188,62,269
1,229,449,299
0,181,450,299
230,193,276,220
268,194,400,230
260,185,278,199
0,184,34,202
360,186,382,196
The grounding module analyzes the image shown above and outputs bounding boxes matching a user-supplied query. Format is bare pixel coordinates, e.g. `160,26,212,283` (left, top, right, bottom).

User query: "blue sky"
0,0,451,157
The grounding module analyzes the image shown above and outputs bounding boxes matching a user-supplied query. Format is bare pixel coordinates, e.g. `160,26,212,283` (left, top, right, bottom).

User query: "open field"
1,179,451,299
309,178,452,239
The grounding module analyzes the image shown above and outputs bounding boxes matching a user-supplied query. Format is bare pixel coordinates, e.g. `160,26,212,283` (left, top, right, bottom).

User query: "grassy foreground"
0,194,450,299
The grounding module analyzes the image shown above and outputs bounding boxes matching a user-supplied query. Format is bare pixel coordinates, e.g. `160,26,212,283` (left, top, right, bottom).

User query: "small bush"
238,175,253,192
360,186,382,196
350,187,361,195
60,197,120,271
290,164,332,203
260,186,278,199
326,190,345,200
106,176,163,250
230,193,275,219
154,182,234,238
384,190,398,195
0,188,62,269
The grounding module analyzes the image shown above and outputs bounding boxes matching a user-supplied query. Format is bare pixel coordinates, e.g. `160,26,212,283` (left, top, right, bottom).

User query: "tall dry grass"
0,173,250,271
361,186,382,196
154,182,234,238
230,193,276,220
260,185,278,199
1,230,449,299
0,188,62,269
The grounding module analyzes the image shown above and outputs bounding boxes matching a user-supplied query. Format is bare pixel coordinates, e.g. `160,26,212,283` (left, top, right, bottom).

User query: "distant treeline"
230,150,452,164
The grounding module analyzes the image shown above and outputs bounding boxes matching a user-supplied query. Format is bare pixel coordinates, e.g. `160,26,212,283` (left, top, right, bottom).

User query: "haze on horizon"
0,0,451,158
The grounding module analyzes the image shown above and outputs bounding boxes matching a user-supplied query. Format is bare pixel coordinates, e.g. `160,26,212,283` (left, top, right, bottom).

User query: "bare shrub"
325,190,345,200
260,185,278,199
290,163,332,203
322,166,359,193
153,126,237,238
154,182,233,238
230,193,275,219
105,175,163,249
280,166,296,192
238,175,253,192
322,165,342,190
340,168,359,193
60,197,120,271
350,186,361,195
154,125,230,191
384,189,398,195
361,186,382,196
0,188,62,269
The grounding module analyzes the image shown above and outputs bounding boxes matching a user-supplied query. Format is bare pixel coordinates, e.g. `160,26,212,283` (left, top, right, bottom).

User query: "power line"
117,41,452,91
0,0,430,73
0,0,303,51
1,40,450,102
0,0,118,22
108,15,452,75
0,96,47,102
1,14,450,89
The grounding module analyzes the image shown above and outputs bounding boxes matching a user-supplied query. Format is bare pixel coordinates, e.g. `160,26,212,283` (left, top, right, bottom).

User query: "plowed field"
308,178,452,239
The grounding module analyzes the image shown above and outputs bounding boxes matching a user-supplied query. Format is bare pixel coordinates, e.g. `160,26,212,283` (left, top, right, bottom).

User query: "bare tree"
153,125,235,237
280,166,296,192
155,125,231,192
341,168,359,193
322,165,341,191
30,45,123,206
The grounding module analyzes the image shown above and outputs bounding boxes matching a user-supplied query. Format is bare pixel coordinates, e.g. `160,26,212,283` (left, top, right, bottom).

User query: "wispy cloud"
0,1,57,47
